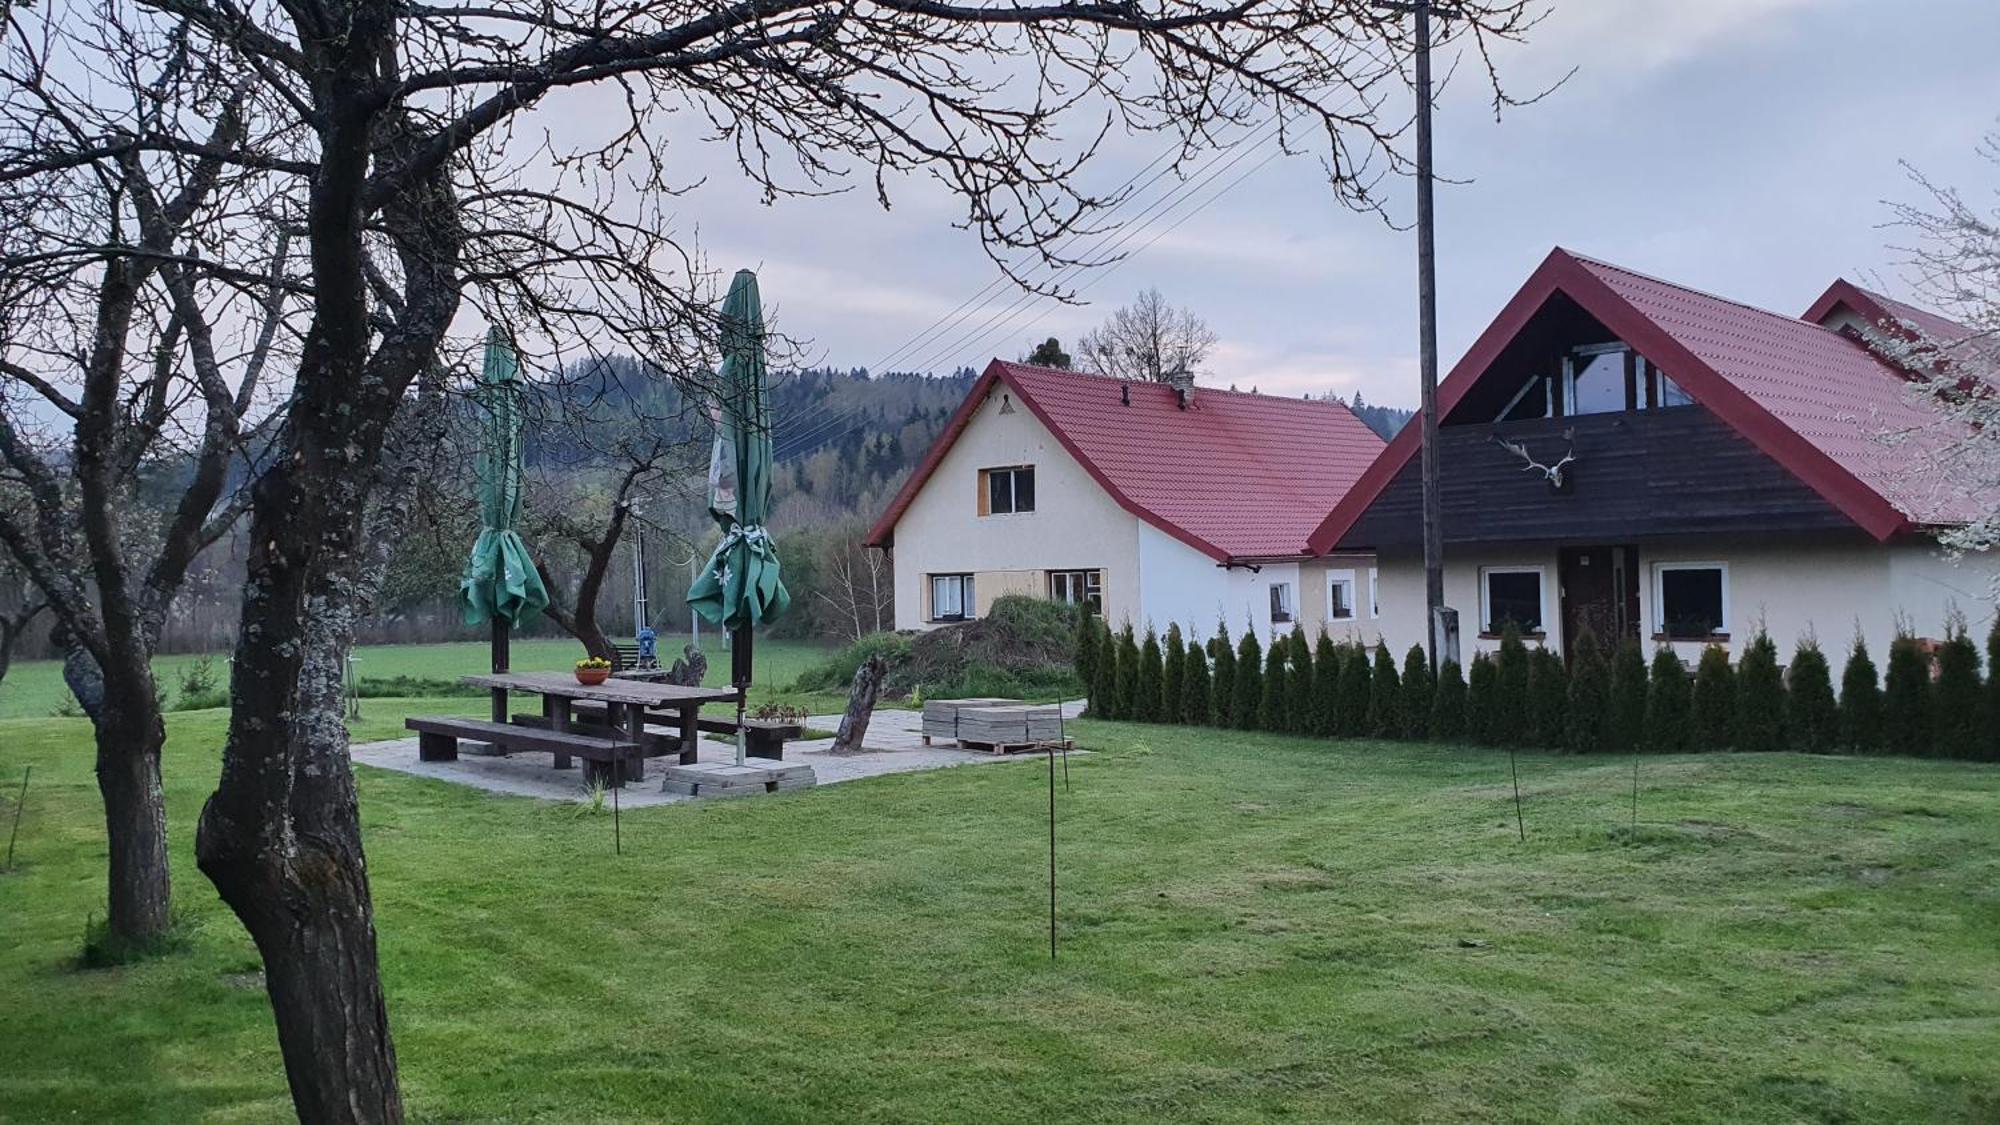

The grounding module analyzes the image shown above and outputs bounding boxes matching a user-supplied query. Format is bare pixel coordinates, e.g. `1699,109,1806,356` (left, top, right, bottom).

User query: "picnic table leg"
678,704,699,765
622,704,647,784
544,695,574,771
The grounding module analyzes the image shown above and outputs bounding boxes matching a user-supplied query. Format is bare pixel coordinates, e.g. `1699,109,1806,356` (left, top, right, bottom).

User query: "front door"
1559,546,1640,652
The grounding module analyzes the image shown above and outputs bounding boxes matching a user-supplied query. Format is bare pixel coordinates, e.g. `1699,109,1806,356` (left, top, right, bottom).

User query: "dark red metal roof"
867,360,1386,562
1307,248,1979,554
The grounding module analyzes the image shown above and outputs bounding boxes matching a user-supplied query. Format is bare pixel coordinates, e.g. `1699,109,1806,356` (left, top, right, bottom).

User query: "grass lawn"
0,635,845,722
4,712,2000,1122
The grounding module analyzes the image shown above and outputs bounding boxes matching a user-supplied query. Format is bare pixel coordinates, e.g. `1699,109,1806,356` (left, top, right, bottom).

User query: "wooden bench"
569,701,803,761
404,716,647,787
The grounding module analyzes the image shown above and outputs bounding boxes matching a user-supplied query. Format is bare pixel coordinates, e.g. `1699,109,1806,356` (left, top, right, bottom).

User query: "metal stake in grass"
5,765,29,870
1630,756,1639,830
613,779,622,856
1047,741,1058,961
1508,747,1525,842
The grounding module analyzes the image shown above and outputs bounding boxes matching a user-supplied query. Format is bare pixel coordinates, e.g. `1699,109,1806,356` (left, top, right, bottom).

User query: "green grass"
4,713,2000,1121
0,636,844,721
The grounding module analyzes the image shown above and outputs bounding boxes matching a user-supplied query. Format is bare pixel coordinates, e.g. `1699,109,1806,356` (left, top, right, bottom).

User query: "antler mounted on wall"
1492,427,1577,490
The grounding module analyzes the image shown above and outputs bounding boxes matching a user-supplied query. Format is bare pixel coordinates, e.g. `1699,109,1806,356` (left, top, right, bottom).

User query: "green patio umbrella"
688,270,790,763
460,328,549,713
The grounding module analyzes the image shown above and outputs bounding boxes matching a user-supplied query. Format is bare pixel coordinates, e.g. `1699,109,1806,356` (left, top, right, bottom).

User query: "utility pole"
1378,0,1448,673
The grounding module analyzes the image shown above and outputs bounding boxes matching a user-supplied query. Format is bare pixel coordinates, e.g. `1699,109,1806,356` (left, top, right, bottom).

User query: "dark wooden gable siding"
1337,404,1856,551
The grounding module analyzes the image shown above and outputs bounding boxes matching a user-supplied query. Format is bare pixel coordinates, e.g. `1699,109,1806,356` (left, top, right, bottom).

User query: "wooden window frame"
978,465,1036,516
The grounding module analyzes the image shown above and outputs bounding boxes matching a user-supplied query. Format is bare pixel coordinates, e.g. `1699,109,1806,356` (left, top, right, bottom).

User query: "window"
1048,569,1102,612
1328,577,1355,620
1480,567,1546,635
1656,370,1694,408
1653,562,1727,640
1369,569,1379,618
1269,582,1293,624
929,573,974,622
982,466,1035,515
1565,343,1629,416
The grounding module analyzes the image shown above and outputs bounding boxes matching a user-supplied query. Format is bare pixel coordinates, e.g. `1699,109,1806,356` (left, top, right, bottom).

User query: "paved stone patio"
350,701,1085,808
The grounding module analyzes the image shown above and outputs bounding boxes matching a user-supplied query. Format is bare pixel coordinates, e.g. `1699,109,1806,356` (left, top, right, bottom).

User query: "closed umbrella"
687,270,790,763
460,327,550,719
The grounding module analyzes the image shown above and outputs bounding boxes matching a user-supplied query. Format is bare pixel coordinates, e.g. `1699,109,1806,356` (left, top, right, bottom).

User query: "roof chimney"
1120,382,1130,406
1162,367,1195,409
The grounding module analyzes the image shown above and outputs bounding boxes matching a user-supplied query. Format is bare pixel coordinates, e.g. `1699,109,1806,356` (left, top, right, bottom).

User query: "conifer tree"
1883,630,1933,756
1209,622,1236,727
1183,641,1212,727
1644,647,1692,753
1787,637,1839,753
1431,658,1468,741
1162,623,1187,725
1112,624,1141,721
1691,644,1735,751
1733,628,1786,752
1526,646,1568,748
1366,641,1401,737
1338,643,1372,736
1467,652,1499,745
1091,620,1119,720
1311,633,1341,736
1563,630,1609,753
1287,628,1315,734
1075,606,1100,715
1838,633,1883,752
1260,639,1288,732
1136,628,1165,723
1234,629,1264,731
1988,617,2000,762
1608,638,1649,753
1933,620,1982,760
1494,624,1531,746
1399,645,1434,741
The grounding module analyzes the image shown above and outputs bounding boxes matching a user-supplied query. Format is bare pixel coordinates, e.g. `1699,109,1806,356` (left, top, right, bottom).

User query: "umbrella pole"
490,619,511,724
732,624,752,767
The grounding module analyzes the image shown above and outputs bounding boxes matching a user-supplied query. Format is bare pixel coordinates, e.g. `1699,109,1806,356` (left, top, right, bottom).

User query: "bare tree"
8,0,1546,1116
811,527,893,641
1077,288,1219,382
0,580,44,686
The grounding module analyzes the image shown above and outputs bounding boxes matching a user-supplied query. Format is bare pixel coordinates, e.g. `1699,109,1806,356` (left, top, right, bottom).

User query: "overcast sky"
672,0,2000,407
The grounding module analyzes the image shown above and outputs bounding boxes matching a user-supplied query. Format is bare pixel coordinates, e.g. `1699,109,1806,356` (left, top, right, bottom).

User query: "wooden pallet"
957,737,1074,756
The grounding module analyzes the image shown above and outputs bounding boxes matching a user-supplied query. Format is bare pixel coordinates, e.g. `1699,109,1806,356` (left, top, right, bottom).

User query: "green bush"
1233,630,1263,731
1431,658,1467,741
1337,643,1371,737
1286,629,1315,734
1399,645,1433,741
1074,607,1100,713
1644,647,1691,753
1563,630,1609,753
1608,638,1648,752
1091,621,1118,720
1113,625,1140,721
1366,642,1401,738
1733,629,1786,753
1467,652,1499,745
1787,638,1839,753
1209,622,1236,726
1136,628,1165,722
792,632,915,692
1162,624,1187,725
1883,631,1931,756
1311,633,1341,737
1182,639,1212,726
1691,644,1735,751
1526,645,1568,749
1494,625,1531,747
1259,639,1288,732
1933,621,1982,760
1838,634,1883,752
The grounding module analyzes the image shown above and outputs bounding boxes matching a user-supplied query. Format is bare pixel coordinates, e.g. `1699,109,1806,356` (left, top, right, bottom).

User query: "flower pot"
574,667,611,685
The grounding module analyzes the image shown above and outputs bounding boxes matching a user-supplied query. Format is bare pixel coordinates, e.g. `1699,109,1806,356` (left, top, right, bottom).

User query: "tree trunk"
831,655,886,754
95,709,172,945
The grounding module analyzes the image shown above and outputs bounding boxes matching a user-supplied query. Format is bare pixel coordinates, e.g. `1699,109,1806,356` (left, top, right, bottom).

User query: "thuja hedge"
1079,617,1997,759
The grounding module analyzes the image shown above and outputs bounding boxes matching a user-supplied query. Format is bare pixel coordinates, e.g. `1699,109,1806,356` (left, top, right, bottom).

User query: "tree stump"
831,655,888,754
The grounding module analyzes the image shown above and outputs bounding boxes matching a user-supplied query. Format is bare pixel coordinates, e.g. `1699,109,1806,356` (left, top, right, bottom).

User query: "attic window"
979,466,1035,515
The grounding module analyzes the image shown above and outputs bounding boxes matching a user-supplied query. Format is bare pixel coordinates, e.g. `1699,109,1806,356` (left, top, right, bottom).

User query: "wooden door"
1559,546,1621,653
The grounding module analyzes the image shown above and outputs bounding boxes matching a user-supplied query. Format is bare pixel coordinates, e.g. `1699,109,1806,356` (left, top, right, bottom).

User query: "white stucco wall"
885,384,1142,630
1370,535,2000,663
1135,524,1302,645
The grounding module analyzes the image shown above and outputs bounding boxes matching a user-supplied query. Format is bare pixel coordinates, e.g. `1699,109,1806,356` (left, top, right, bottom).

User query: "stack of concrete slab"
921,698,1021,745
950,705,1066,752
659,760,816,799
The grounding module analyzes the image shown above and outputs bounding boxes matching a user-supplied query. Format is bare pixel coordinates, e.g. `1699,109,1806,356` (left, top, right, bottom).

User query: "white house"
1308,248,1998,663
865,360,1388,644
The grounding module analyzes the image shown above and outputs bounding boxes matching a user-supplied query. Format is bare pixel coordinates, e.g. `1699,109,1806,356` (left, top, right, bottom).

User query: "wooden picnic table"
461,672,740,773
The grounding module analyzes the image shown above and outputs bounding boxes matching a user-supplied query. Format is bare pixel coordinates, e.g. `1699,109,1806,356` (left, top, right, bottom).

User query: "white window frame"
929,573,974,622
983,465,1035,515
1369,568,1379,619
1563,341,1629,417
1047,568,1102,611
1269,581,1294,624
1327,574,1356,620
1479,565,1549,636
1651,561,1730,640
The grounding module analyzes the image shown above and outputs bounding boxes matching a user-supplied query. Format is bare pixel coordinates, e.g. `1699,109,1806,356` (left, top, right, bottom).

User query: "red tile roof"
1307,249,1979,553
867,360,1386,561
